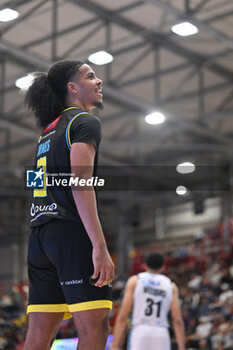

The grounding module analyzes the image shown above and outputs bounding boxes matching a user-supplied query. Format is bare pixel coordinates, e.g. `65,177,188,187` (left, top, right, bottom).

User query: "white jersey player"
111,252,185,350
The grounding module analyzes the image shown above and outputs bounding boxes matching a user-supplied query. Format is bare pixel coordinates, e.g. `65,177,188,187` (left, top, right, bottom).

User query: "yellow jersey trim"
26,300,112,320
62,106,80,113
65,111,91,150
27,304,71,320
68,300,112,313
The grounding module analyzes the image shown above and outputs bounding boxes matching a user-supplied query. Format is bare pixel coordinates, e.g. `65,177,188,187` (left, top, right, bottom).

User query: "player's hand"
91,245,115,287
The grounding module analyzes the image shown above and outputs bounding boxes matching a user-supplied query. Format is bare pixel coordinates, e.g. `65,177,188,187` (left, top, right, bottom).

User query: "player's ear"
67,81,79,95
142,263,147,271
159,265,165,273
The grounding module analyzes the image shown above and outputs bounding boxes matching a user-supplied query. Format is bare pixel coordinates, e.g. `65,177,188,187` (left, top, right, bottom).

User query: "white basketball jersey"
131,272,173,328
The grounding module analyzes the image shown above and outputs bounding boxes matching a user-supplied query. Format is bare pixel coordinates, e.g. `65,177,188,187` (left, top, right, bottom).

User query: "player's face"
75,64,103,111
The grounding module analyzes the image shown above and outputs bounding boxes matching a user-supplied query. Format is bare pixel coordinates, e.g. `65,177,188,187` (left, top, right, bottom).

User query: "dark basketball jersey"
29,107,101,227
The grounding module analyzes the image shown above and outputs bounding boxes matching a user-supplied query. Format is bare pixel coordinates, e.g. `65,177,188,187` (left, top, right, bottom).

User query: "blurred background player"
111,252,185,350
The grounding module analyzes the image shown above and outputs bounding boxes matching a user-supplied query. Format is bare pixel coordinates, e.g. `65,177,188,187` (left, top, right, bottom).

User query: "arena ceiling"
1,0,233,248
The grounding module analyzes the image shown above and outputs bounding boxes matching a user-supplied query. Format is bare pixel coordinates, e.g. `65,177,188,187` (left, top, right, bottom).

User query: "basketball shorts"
27,219,112,320
128,325,171,350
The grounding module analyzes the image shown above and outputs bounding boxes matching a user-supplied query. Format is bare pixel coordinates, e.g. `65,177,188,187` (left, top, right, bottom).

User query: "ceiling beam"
71,0,233,83
1,0,48,35
118,62,192,87
193,0,212,13
21,17,100,49
161,81,230,104
103,86,233,145
58,21,104,59
101,140,232,152
144,0,233,50
10,0,233,84
204,8,233,24
0,117,35,138
0,37,232,147
0,0,38,10
0,138,33,153
0,39,49,69
115,1,144,14
198,0,233,14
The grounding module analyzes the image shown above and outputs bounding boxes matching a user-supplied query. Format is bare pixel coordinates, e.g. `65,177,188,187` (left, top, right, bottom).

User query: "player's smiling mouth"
96,85,103,96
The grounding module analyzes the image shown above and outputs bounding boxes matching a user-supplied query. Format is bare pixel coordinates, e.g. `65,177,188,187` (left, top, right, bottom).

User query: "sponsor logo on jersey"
38,130,55,143
148,279,161,286
43,115,61,133
60,279,83,286
30,202,57,217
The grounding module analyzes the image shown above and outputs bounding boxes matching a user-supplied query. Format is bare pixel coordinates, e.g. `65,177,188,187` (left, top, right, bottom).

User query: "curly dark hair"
145,252,164,270
24,60,84,128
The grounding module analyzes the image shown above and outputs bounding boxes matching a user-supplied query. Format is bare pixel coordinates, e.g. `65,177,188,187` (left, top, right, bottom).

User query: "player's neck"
146,268,160,274
66,96,91,112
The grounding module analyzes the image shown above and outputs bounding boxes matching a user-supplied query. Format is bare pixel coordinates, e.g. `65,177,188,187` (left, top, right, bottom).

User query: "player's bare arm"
170,282,186,350
70,142,114,288
111,275,138,350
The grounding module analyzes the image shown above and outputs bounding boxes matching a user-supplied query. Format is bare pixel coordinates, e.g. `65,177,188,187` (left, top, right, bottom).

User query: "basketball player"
111,252,185,350
23,61,114,350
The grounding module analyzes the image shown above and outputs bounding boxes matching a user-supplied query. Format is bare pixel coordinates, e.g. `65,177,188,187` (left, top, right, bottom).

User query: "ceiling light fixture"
145,112,165,125
171,21,198,37
176,185,187,196
176,162,196,174
0,8,19,22
88,51,113,65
